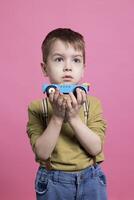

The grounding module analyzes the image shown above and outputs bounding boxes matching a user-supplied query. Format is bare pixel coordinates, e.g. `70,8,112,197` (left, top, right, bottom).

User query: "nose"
63,61,72,72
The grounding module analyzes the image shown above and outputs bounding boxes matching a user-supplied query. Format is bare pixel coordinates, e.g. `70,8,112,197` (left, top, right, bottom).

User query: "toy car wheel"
46,85,57,96
73,86,86,98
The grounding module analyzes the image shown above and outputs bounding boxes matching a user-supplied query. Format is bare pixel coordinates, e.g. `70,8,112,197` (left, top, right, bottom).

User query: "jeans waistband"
39,164,101,184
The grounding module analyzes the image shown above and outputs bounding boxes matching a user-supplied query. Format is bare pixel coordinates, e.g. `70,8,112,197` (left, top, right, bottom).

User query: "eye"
73,58,81,63
55,57,63,62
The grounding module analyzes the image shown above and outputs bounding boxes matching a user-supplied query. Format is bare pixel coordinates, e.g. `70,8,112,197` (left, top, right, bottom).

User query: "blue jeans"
35,164,108,200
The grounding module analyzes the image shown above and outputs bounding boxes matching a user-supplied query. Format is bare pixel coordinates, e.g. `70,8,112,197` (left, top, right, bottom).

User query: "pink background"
0,0,134,199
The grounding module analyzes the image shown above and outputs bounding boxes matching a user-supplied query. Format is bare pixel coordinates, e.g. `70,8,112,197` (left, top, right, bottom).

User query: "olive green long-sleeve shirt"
27,95,107,171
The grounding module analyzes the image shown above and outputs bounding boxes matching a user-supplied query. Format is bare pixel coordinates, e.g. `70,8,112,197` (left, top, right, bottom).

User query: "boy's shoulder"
28,99,42,112
87,95,102,105
87,95,104,112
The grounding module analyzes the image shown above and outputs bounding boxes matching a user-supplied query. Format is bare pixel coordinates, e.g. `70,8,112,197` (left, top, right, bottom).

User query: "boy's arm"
27,89,66,161
35,89,66,160
34,115,63,161
68,116,102,156
66,90,106,156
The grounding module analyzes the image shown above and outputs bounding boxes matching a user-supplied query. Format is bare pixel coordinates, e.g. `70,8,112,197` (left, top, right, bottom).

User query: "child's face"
42,39,84,84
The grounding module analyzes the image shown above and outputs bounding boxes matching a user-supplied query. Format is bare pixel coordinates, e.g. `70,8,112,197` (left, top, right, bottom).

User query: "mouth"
62,75,73,80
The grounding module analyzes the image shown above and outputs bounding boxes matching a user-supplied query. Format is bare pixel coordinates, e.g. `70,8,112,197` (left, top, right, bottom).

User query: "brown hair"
41,28,85,64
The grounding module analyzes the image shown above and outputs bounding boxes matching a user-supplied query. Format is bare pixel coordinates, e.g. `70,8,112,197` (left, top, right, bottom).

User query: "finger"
57,94,64,106
81,90,87,104
69,92,77,107
53,88,60,102
57,95,64,112
66,96,72,111
49,91,54,103
76,88,82,105
63,95,68,101
61,98,67,110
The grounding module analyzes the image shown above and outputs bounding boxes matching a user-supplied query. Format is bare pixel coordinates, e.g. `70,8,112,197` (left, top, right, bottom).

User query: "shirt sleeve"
26,101,45,152
87,96,107,145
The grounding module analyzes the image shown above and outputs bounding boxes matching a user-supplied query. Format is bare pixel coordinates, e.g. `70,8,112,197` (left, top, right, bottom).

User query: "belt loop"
76,173,80,185
91,165,96,177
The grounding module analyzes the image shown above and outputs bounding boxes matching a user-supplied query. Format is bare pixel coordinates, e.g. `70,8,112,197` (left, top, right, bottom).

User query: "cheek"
48,67,61,77
48,65,56,72
75,68,84,77
81,68,84,78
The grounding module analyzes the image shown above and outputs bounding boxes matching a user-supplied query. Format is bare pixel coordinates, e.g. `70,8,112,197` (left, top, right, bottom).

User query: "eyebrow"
52,53,83,57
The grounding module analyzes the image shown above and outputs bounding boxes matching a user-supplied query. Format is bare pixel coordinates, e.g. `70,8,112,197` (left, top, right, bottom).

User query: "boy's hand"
65,88,87,122
49,89,66,121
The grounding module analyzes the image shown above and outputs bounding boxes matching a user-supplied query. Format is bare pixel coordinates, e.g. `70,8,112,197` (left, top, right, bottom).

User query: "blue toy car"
42,83,90,97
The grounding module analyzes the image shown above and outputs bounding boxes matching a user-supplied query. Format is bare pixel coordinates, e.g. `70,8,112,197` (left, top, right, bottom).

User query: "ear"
41,62,48,77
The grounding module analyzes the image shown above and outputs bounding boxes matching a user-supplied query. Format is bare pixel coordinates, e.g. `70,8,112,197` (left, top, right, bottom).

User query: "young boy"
27,28,107,200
